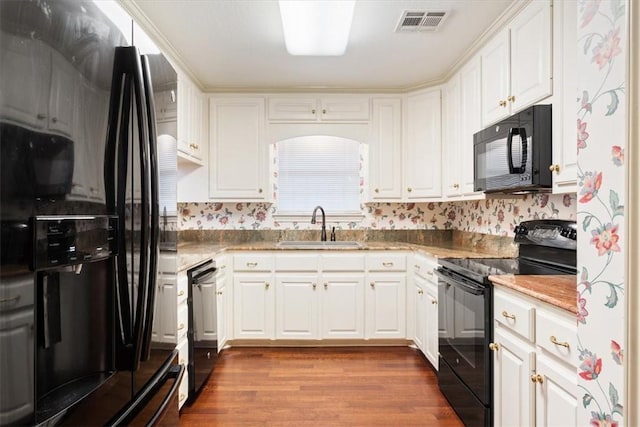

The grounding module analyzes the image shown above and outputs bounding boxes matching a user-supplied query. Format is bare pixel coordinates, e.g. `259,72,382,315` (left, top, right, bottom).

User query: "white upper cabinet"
369,98,403,201
442,75,461,198
458,56,484,197
405,89,442,200
0,35,76,138
550,0,578,193
268,96,369,122
481,0,552,126
177,75,205,165
209,97,268,201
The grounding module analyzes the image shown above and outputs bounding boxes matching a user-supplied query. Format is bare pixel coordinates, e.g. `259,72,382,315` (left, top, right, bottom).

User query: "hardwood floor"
180,346,463,426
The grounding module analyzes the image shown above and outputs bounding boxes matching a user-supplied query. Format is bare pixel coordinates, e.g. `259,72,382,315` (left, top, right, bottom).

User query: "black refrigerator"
0,1,183,425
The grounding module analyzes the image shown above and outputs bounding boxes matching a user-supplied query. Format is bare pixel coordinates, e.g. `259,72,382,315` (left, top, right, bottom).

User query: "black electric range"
435,219,577,427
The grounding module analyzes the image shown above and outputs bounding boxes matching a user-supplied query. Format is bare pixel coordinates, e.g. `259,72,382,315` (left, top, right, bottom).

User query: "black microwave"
474,105,552,193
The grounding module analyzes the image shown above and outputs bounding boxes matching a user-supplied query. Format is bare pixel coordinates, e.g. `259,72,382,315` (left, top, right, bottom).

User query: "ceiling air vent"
396,10,448,32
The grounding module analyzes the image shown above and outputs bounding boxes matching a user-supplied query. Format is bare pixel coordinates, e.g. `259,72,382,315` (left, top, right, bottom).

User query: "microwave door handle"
507,127,516,174
519,128,528,173
507,127,527,174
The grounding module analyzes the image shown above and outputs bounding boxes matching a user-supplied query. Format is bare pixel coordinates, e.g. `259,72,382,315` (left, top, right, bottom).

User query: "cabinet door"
321,275,365,339
481,29,510,125
535,354,578,427
158,274,178,343
365,274,406,339
176,76,190,155
233,274,274,339
412,276,427,352
424,282,439,370
209,97,268,200
459,56,483,196
187,87,204,161
551,0,578,193
510,0,552,113
48,52,76,137
442,76,461,198
0,34,48,129
0,308,34,425
405,90,442,199
275,275,319,339
267,97,318,121
369,98,402,200
216,275,228,352
493,327,535,427
320,97,370,121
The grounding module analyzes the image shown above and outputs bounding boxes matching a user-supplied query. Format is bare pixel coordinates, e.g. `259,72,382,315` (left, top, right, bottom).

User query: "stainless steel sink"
276,241,362,249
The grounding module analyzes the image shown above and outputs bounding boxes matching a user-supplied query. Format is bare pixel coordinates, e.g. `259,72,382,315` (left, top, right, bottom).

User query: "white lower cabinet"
493,326,535,427
215,255,231,352
228,251,414,343
365,273,406,339
534,354,579,427
233,273,275,339
275,275,319,339
321,275,365,339
491,286,578,427
411,253,439,369
176,337,189,409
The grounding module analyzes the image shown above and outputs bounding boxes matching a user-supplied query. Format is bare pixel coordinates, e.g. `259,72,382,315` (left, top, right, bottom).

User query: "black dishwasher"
186,259,217,403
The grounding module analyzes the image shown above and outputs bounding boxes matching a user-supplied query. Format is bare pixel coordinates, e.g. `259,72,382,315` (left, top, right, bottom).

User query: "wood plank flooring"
180,346,463,426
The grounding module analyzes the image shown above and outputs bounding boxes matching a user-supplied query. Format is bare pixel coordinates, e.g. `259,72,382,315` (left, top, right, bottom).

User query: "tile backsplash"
178,193,576,236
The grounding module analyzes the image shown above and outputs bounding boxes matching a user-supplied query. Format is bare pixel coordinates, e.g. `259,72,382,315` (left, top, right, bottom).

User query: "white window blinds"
157,134,177,215
277,136,360,214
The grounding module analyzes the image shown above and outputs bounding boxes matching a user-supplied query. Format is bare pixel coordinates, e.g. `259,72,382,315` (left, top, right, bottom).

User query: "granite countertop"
489,274,577,314
175,240,504,272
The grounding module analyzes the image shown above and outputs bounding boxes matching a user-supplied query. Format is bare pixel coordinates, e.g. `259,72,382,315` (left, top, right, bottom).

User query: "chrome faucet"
311,206,327,241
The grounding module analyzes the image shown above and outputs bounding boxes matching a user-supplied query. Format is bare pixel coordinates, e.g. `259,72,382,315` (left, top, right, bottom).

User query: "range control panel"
514,219,577,251
32,215,117,270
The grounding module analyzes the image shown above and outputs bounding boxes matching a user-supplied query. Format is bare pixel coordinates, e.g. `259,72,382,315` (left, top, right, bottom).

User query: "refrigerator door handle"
130,48,151,370
139,54,160,361
105,350,185,427
105,47,135,347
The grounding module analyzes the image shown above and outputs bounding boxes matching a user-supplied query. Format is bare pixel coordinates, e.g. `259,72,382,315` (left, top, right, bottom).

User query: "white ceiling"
129,0,515,92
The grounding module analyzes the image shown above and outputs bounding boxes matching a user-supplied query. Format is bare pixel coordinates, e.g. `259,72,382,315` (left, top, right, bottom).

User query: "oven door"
436,268,492,405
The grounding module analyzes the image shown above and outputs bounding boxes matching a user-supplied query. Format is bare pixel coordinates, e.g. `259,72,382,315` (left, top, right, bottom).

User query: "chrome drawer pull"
382,262,394,267
550,336,570,349
246,262,258,268
502,310,516,321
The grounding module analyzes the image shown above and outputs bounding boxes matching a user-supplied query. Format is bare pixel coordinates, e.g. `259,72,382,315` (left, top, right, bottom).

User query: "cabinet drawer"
176,274,188,303
177,302,188,341
413,254,438,282
321,253,365,271
233,254,274,272
0,275,33,312
367,253,406,271
494,289,535,342
536,307,577,366
275,254,319,272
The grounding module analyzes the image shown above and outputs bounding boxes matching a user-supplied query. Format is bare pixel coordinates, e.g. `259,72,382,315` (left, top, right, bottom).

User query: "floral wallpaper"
177,193,576,234
576,1,627,425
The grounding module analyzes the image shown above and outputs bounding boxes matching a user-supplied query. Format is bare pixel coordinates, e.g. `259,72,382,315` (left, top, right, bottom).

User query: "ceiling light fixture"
278,0,356,56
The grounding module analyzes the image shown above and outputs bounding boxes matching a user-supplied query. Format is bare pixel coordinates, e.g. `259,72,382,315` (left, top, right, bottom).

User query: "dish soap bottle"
330,227,336,241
